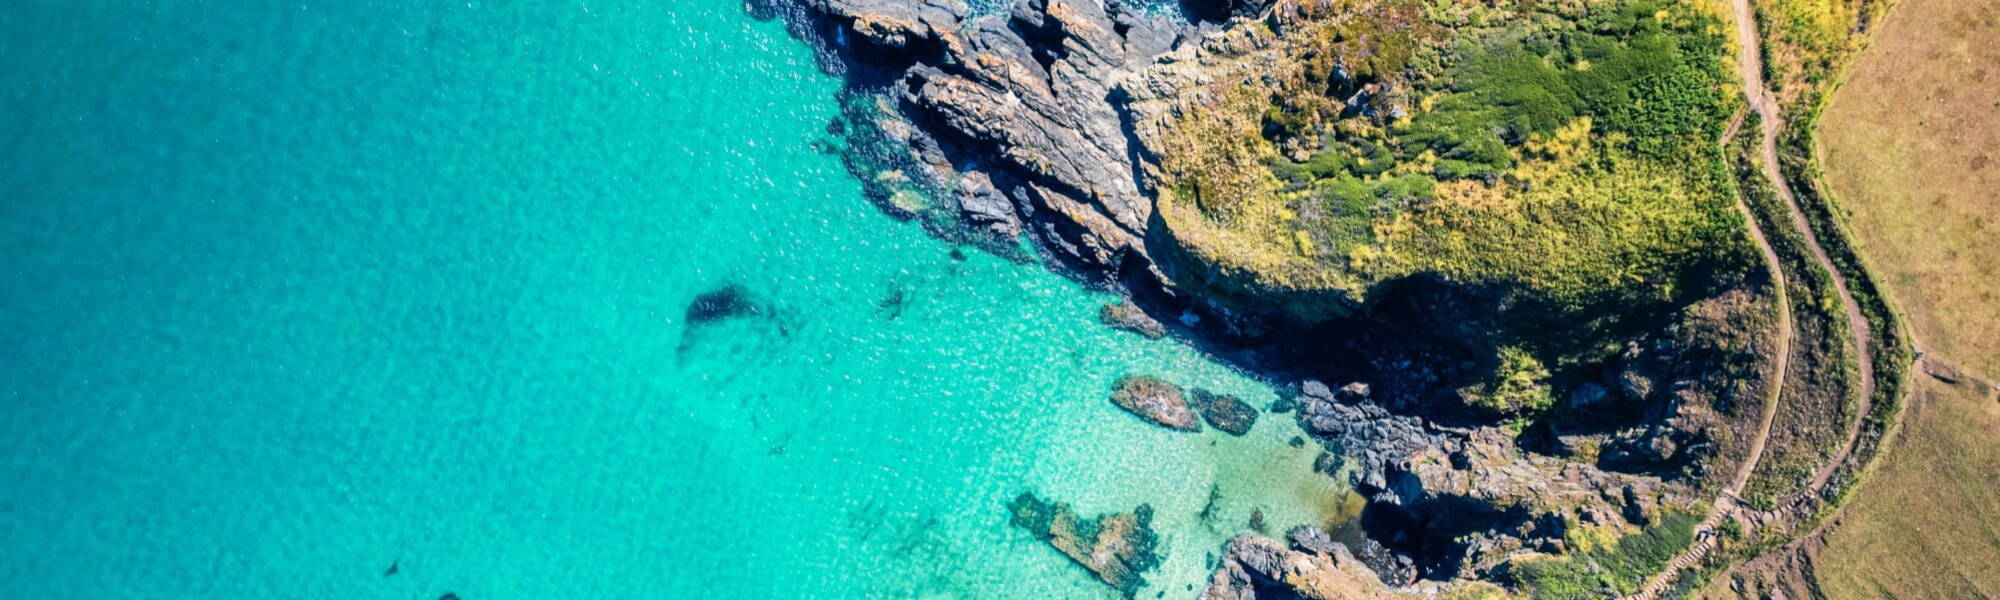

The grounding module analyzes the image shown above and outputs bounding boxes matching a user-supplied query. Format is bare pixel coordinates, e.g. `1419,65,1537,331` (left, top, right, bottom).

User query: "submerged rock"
1110,375,1201,432
1188,388,1258,435
685,284,759,324
1007,492,1161,598
876,286,908,319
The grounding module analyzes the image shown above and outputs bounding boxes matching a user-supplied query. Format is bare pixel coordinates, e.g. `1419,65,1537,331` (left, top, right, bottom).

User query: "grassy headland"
1147,0,1763,422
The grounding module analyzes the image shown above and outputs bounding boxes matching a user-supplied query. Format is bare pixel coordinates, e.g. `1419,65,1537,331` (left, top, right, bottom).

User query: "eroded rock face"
1294,380,1679,578
1007,492,1161,597
763,0,1737,588
1200,529,1407,600
1190,388,1259,435
756,0,1197,283
1111,375,1202,432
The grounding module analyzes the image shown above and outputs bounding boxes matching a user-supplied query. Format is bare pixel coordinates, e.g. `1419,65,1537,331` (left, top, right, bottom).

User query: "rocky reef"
748,0,1210,281
1100,300,1168,339
1007,492,1162,597
1204,530,1386,600
685,284,760,324
755,0,1775,593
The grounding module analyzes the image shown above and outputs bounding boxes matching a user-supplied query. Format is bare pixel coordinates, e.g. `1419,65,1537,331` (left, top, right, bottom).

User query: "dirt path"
1727,0,1878,496
1716,353,1990,590
1625,130,1790,600
1719,110,1791,500
1625,0,1882,593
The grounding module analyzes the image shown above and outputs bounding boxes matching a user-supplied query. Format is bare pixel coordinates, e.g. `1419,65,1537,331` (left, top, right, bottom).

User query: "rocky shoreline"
749,0,1753,593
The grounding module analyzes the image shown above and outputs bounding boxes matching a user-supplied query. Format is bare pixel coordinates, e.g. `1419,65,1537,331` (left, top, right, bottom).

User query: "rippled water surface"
0,2,1351,597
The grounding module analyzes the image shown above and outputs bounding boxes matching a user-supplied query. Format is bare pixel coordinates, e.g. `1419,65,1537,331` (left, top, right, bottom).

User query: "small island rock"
1110,375,1201,432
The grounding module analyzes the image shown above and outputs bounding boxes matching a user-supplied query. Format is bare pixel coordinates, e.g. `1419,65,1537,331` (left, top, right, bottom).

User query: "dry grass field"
1809,374,2000,598
1818,0,2000,378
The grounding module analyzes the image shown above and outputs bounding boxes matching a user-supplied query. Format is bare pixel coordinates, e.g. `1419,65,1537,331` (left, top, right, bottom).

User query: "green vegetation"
1779,103,1913,504
1459,345,1555,417
1751,0,1888,97
1746,0,1914,510
1511,509,1704,598
1157,0,1746,306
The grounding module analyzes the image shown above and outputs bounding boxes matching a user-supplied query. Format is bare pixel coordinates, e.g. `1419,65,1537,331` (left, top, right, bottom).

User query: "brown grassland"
1812,375,2000,598
1809,0,2000,591
1818,0,2000,378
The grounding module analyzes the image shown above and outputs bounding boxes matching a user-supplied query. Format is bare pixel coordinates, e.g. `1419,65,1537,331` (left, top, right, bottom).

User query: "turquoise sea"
0,2,1353,598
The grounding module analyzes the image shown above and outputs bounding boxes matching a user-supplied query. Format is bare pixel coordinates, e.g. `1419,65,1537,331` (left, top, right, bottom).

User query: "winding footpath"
1731,0,1878,504
1625,0,1881,595
1731,5,1879,496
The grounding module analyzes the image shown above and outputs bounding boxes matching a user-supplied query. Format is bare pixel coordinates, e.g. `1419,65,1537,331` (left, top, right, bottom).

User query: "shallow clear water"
0,1,1352,598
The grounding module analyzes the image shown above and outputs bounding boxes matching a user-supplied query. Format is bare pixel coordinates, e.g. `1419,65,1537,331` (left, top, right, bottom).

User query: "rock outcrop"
1008,492,1161,597
761,0,1748,588
1201,528,1409,600
1294,380,1682,578
1111,375,1202,432
754,0,1199,282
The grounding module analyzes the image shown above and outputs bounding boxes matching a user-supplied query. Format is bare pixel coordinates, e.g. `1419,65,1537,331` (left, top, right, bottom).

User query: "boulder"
1286,525,1340,556
1567,382,1611,409
1110,375,1201,432
1099,301,1167,339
